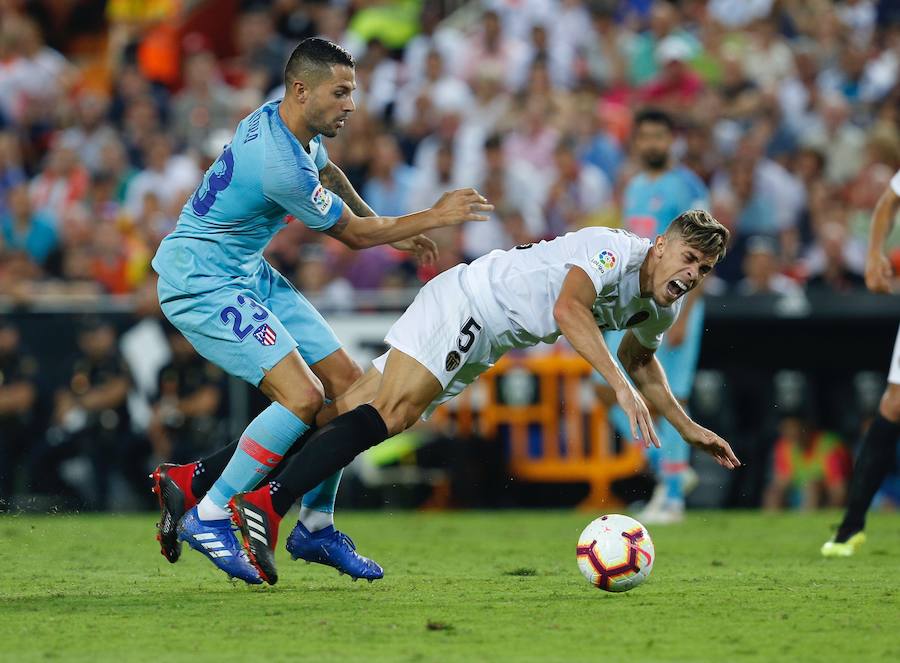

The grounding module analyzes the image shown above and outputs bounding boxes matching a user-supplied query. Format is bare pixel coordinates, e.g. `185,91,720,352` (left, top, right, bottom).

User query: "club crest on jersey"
311,183,333,215
590,249,617,274
445,350,461,371
253,324,277,346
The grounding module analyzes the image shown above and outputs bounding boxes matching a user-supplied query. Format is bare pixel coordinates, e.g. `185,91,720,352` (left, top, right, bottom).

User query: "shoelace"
336,532,357,551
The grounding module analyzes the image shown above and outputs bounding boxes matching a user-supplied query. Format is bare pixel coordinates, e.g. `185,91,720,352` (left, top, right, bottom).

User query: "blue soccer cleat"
286,522,384,582
177,506,263,585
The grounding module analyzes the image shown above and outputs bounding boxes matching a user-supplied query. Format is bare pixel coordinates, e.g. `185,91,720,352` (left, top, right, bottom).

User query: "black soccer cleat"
150,462,198,563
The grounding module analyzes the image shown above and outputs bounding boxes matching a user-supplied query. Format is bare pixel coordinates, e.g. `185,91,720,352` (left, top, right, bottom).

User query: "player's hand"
433,188,493,225
684,424,741,469
391,234,439,265
864,251,893,293
614,384,660,448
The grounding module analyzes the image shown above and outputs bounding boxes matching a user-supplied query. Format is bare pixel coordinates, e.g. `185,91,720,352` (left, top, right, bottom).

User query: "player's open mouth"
336,117,347,127
667,279,688,298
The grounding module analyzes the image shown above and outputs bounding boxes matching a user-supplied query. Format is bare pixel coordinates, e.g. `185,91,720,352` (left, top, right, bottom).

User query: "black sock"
190,426,318,498
837,414,900,539
269,404,389,516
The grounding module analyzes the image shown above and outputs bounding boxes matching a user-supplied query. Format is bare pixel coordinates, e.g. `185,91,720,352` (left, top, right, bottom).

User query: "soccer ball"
576,514,655,592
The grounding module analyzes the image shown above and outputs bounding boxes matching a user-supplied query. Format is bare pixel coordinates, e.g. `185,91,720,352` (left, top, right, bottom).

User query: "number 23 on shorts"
220,294,269,341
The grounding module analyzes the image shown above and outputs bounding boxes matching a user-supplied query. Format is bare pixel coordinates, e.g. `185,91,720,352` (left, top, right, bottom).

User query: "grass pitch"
1,510,897,663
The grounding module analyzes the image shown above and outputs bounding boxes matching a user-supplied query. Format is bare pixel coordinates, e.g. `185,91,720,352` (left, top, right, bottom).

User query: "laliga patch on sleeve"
589,249,618,274
311,183,333,215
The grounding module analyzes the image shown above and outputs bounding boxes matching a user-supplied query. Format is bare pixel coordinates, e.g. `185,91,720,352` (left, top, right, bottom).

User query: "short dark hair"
634,108,675,132
284,38,355,89
665,209,730,264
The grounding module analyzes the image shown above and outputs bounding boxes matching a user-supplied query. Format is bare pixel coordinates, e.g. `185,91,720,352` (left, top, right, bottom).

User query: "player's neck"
278,99,315,151
638,253,654,298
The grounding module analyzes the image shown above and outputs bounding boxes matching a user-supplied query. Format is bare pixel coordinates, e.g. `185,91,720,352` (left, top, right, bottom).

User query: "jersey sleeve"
631,308,675,350
263,159,344,232
564,229,630,295
313,138,330,171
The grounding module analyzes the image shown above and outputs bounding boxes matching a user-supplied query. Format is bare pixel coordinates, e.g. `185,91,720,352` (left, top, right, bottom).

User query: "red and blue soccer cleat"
229,487,283,585
150,463,199,563
286,522,384,582
177,505,262,584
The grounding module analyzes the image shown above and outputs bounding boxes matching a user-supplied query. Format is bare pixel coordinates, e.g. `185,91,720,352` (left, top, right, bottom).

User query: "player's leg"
230,350,442,582
230,266,489,582
823,360,900,556
639,305,704,524
157,282,319,582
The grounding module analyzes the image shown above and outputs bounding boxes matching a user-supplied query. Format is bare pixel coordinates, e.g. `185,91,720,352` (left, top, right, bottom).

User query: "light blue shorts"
157,262,341,387
594,301,704,401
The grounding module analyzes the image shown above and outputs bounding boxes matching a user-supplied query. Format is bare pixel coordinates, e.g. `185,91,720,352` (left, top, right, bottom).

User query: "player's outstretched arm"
324,188,492,250
553,267,659,448
618,331,741,469
320,160,438,264
865,183,900,293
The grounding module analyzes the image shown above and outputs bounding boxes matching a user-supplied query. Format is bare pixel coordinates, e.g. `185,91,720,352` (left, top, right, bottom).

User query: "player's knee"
371,398,418,436
879,385,900,422
281,381,326,422
334,360,364,394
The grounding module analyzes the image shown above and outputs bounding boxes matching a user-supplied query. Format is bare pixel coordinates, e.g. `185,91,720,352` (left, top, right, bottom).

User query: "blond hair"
665,210,729,264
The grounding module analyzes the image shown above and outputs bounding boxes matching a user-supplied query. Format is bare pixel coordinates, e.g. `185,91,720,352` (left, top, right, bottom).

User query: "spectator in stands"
0,320,39,510
171,47,235,155
764,410,851,511
29,317,131,510
735,235,803,296
148,322,224,463
0,182,59,272
543,136,611,235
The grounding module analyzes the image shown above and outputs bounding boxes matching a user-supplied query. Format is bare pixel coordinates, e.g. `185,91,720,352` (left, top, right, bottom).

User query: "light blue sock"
658,416,690,502
301,469,343,514
206,402,309,509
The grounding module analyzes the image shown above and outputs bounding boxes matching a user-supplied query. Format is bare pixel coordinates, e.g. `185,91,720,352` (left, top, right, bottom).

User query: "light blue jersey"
152,100,347,386
152,100,344,294
622,166,708,240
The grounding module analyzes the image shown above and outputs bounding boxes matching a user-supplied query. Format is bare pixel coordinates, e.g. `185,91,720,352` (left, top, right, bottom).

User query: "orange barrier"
430,352,644,509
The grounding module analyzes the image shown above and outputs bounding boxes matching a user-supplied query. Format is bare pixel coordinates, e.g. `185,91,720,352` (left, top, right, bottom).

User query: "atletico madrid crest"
253,324,277,346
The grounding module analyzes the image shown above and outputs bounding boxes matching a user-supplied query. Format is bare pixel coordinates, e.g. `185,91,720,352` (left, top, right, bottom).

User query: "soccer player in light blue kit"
595,109,709,524
150,38,491,584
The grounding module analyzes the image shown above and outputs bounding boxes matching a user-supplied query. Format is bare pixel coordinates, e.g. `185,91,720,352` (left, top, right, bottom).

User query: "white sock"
299,506,334,532
197,495,230,521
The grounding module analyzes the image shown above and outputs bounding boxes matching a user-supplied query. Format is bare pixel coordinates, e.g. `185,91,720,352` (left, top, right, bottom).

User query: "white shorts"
890,323,900,385
372,264,499,418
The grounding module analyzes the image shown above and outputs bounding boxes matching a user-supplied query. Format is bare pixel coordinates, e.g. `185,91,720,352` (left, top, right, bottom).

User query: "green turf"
0,511,897,662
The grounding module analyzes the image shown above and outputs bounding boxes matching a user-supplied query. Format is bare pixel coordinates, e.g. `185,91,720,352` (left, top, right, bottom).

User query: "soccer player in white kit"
227,209,742,584
822,169,900,557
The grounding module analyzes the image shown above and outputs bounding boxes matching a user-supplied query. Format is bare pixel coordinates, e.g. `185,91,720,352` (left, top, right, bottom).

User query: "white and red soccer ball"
577,514,655,592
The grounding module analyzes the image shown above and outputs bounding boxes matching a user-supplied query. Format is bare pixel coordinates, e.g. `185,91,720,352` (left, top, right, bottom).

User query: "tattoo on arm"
325,215,350,239
320,161,375,218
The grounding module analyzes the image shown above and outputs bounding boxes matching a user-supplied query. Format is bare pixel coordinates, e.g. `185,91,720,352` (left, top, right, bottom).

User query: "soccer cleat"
637,499,685,525
286,522,384,582
177,506,262,585
821,531,866,557
229,487,282,585
150,463,199,563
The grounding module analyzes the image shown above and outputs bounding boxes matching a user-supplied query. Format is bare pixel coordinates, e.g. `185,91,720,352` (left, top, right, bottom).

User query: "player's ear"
292,79,309,103
654,234,666,256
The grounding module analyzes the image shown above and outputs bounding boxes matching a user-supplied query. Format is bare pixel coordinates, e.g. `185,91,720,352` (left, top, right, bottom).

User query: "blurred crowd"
1,0,900,307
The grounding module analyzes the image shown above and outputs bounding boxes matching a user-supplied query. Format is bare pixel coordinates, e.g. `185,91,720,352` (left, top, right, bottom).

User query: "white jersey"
460,227,682,350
